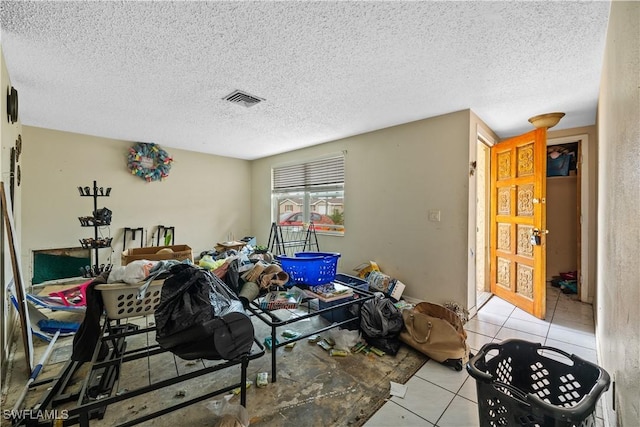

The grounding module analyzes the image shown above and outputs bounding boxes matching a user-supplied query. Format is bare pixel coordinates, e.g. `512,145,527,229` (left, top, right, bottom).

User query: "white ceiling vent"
223,90,265,108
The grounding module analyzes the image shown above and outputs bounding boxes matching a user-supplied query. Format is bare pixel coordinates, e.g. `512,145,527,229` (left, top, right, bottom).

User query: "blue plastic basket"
276,252,341,285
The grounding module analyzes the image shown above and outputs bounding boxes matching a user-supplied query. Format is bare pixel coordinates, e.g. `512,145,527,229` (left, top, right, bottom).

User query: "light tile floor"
364,285,607,427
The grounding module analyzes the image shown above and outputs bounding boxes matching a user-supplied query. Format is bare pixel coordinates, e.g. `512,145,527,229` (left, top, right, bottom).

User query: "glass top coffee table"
247,275,375,382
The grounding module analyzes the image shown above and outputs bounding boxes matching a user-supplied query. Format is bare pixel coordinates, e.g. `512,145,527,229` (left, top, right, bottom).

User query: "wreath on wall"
127,142,173,182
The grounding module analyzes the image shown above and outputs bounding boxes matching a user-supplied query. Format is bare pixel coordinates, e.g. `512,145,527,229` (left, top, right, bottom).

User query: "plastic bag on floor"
326,326,361,351
360,293,404,355
206,396,250,427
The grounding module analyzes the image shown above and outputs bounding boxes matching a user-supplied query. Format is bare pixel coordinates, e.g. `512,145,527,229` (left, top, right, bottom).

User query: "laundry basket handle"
465,342,501,382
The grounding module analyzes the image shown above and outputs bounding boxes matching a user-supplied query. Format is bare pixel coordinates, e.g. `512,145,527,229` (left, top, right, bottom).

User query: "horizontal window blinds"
273,155,344,191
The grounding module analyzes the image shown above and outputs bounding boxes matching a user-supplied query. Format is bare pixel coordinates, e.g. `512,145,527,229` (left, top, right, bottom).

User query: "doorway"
546,140,582,296
470,132,591,316
475,137,491,309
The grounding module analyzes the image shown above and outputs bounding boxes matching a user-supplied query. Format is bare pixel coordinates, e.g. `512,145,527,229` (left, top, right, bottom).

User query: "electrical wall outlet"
428,209,441,222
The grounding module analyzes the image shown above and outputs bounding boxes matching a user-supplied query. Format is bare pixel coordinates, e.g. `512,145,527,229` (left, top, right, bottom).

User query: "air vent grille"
223,90,265,107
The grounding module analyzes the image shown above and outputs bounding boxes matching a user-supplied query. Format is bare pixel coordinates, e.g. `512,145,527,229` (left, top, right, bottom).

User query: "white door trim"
468,125,497,318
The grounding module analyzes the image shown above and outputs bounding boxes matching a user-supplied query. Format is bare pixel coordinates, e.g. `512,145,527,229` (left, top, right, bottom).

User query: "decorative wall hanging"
127,143,173,182
15,134,22,162
7,86,19,123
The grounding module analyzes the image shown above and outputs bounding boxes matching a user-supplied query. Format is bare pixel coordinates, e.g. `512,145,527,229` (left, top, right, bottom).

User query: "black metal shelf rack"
78,180,111,276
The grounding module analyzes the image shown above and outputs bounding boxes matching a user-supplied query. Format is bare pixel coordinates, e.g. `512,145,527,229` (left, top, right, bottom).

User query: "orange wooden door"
490,128,547,319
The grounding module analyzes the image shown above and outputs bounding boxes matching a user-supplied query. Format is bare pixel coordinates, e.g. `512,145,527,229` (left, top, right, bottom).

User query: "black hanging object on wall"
15,134,22,162
7,86,18,123
10,147,15,209
123,227,144,250
156,225,175,246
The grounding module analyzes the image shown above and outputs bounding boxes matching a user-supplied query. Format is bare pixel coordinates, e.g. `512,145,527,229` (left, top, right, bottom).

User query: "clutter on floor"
5,239,487,426
399,301,471,371
353,260,405,300
551,270,579,294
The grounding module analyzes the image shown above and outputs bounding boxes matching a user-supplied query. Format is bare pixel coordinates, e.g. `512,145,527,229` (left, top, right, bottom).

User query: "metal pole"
12,330,61,411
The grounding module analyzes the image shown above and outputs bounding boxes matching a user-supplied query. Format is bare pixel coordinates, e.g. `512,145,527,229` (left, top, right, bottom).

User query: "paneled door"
490,128,547,319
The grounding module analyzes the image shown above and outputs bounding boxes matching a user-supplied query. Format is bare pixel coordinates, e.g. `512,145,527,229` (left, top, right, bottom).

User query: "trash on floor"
206,396,250,427
317,340,333,351
443,301,469,324
231,381,253,395
353,260,405,300
560,279,578,294
551,271,578,294
263,336,279,350
350,341,386,357
389,381,408,398
256,372,268,388
325,325,361,350
281,329,300,339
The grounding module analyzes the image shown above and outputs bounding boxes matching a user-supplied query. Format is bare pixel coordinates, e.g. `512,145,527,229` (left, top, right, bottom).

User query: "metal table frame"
247,281,374,382
17,317,265,427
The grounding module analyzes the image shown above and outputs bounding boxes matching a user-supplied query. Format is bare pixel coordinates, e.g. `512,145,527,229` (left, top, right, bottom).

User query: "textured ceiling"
1,1,610,160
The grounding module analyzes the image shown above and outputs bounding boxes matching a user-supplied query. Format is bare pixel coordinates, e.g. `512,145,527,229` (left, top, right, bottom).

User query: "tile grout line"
385,398,441,426
390,291,591,427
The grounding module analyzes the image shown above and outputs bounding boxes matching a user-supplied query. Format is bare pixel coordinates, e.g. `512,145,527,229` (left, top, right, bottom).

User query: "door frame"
467,131,592,316
467,126,496,319
547,133,591,303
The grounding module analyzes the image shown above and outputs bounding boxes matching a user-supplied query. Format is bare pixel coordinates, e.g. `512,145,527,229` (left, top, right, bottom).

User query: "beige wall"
546,176,578,278
596,1,640,425
548,125,598,303
252,110,473,306
5,7,638,420
1,46,23,379
21,127,252,280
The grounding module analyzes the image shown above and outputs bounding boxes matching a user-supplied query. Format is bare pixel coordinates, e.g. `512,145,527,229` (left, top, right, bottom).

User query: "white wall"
252,110,473,306
21,127,252,280
596,1,640,425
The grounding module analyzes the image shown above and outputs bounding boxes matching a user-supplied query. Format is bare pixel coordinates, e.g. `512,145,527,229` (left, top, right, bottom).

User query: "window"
272,155,345,235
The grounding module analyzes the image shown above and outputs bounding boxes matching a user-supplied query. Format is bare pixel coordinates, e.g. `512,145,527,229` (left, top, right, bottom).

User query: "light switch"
428,209,441,222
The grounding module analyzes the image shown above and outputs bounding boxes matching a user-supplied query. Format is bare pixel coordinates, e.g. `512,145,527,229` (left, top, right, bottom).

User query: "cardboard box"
214,241,247,252
121,245,193,265
353,261,380,279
